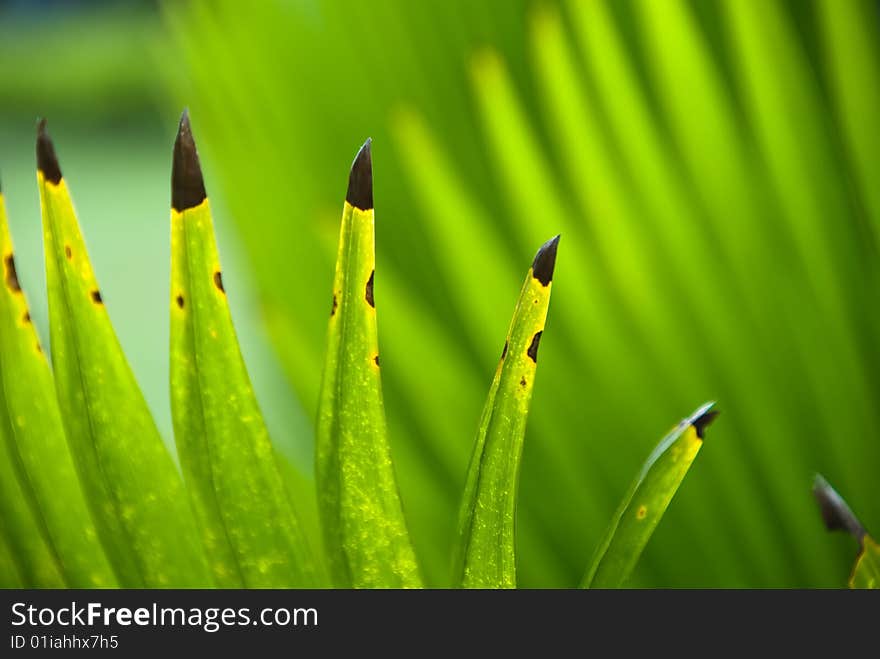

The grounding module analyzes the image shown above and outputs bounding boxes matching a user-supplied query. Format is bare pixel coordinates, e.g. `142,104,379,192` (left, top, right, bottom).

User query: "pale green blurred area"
2,0,879,587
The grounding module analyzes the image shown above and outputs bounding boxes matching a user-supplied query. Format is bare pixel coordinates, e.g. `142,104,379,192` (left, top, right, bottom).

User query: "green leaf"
316,140,422,588
850,537,880,589
812,474,879,589
583,403,717,588
0,407,64,587
0,525,24,588
0,186,116,587
169,112,319,587
453,236,560,589
37,120,212,588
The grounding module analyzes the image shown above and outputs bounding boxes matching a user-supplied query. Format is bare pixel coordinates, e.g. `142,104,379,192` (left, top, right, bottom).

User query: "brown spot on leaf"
636,505,648,520
520,376,527,387
214,271,225,293
365,270,375,307
91,290,103,304
373,354,380,367
23,311,31,324
526,330,543,363
501,341,508,360
331,294,338,317
176,294,185,309
65,245,72,260
35,342,42,353
4,254,21,292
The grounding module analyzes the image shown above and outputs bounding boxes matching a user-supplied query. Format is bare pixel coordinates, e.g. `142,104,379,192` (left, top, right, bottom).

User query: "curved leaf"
850,537,880,589
453,236,560,589
37,120,212,587
583,403,717,588
813,474,879,589
0,186,116,588
0,411,64,587
316,140,422,588
169,112,319,587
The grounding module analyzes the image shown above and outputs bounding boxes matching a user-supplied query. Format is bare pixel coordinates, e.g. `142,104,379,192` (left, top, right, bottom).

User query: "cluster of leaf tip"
0,111,719,589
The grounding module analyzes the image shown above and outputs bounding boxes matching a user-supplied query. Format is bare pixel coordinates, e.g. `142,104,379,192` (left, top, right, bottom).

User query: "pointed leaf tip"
531,234,560,286
36,118,62,184
172,110,207,212
691,404,718,439
346,138,373,211
812,474,866,542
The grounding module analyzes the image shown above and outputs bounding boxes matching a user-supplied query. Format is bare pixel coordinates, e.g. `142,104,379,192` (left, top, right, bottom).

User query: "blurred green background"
2,0,878,587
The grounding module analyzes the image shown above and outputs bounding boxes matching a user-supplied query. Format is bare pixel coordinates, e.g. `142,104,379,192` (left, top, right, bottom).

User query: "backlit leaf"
316,140,422,588
37,120,212,587
169,111,319,587
583,403,716,588
453,236,559,588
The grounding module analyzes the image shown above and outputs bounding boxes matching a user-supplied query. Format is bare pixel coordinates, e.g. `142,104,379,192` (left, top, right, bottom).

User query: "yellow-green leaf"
37,120,212,588
453,236,560,589
813,474,879,589
316,140,421,588
583,402,717,588
0,409,64,587
169,111,319,587
850,537,880,589
0,185,116,587
0,525,24,588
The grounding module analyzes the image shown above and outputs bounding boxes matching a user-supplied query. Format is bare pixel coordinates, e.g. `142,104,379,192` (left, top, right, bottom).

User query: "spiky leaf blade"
813,474,879,589
0,186,116,587
316,140,421,588
169,111,319,587
453,236,559,589
583,403,716,588
37,120,212,587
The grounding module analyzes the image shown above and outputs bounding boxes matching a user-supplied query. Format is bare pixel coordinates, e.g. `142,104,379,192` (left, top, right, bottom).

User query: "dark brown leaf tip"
36,119,62,184
4,254,21,292
812,474,866,543
692,409,718,439
365,270,375,307
526,330,543,363
172,109,207,212
532,235,560,286
346,138,373,211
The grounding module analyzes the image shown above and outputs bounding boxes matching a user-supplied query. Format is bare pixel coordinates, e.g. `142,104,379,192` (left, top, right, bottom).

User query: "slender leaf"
583,403,717,588
850,538,880,590
0,184,116,587
37,120,212,587
0,404,64,587
0,525,24,588
813,474,879,589
169,111,319,587
453,235,560,589
316,140,421,588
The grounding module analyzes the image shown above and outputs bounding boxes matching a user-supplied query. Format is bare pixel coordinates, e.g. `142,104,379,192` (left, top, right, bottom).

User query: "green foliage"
163,0,880,587
0,190,115,588
584,404,715,589
169,114,320,588
38,122,212,587
0,0,877,590
454,237,558,589
0,112,711,589
813,475,879,589
316,141,421,588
